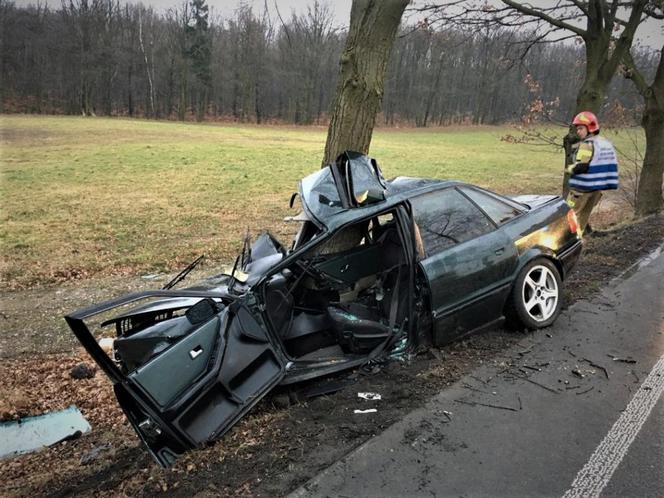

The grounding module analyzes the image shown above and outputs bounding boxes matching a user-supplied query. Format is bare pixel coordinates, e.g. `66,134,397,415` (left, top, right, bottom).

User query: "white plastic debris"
357,392,381,401
353,409,377,414
98,337,114,354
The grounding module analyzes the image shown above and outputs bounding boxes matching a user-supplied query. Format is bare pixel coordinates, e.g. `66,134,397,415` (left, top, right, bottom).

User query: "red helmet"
572,111,599,133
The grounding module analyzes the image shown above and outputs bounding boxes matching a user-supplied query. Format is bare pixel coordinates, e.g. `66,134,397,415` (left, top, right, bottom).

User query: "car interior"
262,209,412,362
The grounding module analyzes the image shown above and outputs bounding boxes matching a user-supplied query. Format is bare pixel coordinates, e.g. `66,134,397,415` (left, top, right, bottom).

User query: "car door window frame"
410,186,497,259
457,186,526,226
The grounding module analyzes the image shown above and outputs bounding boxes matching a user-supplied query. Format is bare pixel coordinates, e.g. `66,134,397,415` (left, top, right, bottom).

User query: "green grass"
0,115,637,289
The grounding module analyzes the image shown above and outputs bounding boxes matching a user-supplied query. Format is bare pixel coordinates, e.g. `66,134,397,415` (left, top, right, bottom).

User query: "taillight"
567,209,579,234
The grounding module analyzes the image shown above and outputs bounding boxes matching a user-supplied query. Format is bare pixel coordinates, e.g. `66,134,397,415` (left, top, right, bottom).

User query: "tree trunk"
322,0,409,166
637,103,664,214
636,47,664,215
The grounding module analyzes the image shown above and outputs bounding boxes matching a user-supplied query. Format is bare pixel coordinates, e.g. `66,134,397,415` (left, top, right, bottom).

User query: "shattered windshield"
299,153,388,225
300,167,344,223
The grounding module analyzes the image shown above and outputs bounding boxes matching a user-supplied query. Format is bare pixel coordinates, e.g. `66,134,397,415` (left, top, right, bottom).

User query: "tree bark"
625,46,664,215
322,0,409,166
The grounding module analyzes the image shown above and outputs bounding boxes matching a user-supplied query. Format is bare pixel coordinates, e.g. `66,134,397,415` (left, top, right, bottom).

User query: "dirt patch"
1,213,662,497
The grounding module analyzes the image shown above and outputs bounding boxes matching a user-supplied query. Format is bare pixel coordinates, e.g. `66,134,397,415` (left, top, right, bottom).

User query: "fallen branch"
576,386,594,395
608,354,637,364
582,358,610,379
454,399,519,412
517,374,560,394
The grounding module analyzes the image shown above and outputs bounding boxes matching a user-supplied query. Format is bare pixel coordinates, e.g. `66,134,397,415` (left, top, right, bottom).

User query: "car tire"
505,258,562,330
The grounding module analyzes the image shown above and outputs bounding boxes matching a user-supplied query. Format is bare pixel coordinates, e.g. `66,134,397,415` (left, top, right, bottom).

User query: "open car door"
65,290,287,467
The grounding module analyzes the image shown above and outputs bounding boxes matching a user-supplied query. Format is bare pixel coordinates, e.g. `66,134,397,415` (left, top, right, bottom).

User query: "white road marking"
562,355,664,498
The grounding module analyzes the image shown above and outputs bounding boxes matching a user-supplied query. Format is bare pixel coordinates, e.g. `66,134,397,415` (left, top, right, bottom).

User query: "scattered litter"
582,358,609,379
630,370,640,383
517,345,534,356
454,399,519,412
522,365,541,372
469,375,489,385
70,363,96,380
571,369,584,379
443,410,452,421
462,383,491,395
576,386,594,395
516,394,522,410
518,374,560,394
608,355,637,364
353,409,377,414
357,392,381,401
0,405,91,459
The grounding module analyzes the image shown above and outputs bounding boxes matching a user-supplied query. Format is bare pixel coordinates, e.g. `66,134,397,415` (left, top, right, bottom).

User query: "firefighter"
565,111,619,236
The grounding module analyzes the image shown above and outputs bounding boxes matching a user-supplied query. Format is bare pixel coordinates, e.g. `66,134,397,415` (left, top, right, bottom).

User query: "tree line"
1,0,657,126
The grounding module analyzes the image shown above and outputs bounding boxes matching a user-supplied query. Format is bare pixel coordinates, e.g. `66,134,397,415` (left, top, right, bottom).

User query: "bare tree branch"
500,0,587,36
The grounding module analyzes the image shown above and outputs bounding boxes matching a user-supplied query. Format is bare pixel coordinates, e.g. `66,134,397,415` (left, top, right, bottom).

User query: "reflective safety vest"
569,135,619,192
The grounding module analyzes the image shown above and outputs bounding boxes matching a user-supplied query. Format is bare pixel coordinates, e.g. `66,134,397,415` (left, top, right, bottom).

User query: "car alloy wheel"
521,264,559,323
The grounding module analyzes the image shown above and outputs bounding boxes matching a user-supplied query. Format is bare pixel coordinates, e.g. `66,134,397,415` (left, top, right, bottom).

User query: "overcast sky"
13,0,663,48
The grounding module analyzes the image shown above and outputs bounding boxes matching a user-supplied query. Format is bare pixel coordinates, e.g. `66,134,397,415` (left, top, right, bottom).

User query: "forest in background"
1,0,660,126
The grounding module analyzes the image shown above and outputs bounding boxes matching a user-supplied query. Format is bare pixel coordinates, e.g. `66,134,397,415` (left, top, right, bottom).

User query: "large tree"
322,0,410,166
623,44,664,214
421,0,648,193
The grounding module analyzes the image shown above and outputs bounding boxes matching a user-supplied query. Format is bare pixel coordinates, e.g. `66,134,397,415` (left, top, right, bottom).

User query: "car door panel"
421,228,517,344
131,316,221,408
65,291,287,466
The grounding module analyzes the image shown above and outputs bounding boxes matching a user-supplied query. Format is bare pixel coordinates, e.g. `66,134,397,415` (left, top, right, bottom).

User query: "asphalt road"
290,246,664,498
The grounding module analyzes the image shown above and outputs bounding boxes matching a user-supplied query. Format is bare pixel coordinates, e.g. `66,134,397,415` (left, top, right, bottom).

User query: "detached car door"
65,291,287,467
411,187,518,345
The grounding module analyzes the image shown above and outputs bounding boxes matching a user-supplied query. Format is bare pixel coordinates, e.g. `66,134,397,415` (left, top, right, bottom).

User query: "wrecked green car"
66,152,582,466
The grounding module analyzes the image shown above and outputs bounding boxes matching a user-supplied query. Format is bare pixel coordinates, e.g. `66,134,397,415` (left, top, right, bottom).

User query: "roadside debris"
516,373,560,394
454,399,519,412
98,337,114,354
571,369,585,379
357,392,382,401
608,354,637,364
69,363,96,380
582,358,609,379
0,405,91,459
354,409,377,414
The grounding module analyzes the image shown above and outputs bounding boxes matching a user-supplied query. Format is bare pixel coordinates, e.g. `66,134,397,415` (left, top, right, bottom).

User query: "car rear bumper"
558,238,583,278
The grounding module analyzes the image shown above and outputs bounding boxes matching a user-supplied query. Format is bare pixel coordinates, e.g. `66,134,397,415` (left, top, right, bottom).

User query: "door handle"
495,247,505,255
189,346,204,359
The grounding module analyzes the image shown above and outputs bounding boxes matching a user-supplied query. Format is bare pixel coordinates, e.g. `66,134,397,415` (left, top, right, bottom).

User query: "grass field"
0,115,637,289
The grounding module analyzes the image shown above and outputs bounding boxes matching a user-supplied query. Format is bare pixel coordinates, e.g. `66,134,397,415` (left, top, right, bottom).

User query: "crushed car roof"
299,153,459,229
